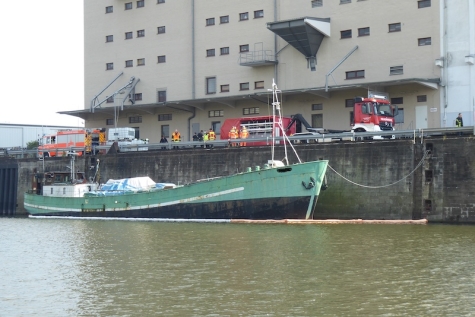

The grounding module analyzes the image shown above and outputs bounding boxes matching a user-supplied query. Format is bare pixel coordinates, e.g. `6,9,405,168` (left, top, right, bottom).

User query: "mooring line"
327,150,430,189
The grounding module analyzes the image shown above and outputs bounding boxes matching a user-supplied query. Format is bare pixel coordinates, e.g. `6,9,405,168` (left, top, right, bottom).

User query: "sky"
1,1,84,127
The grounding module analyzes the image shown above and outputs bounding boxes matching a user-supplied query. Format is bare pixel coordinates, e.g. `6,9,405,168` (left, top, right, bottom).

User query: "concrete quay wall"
16,137,475,223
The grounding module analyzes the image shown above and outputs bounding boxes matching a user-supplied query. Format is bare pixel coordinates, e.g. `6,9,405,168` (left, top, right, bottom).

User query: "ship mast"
269,79,302,166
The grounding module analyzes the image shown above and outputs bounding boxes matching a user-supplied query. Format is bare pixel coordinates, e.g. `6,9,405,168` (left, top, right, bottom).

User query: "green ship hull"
24,160,328,220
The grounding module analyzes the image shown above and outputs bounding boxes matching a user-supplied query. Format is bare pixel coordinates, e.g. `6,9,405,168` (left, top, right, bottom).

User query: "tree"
26,140,39,150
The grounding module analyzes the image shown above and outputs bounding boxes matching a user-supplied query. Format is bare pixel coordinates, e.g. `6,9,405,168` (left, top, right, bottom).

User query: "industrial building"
60,0,475,142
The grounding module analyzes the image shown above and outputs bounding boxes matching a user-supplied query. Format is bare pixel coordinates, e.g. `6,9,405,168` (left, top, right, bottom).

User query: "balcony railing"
239,50,277,67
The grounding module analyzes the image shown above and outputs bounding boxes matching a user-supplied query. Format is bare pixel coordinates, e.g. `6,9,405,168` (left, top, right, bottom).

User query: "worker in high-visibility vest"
208,128,216,148
208,128,216,140
239,125,249,147
171,129,181,142
229,126,238,147
171,129,181,149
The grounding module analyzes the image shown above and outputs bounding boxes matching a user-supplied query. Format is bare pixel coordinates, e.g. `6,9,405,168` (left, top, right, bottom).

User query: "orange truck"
38,128,106,158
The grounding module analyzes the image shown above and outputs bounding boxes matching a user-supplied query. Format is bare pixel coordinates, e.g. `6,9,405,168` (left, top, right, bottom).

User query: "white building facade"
62,0,475,142
0,124,82,149
443,0,475,127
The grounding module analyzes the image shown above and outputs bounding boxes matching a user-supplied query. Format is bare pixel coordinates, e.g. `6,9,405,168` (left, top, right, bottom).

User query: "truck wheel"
354,129,366,141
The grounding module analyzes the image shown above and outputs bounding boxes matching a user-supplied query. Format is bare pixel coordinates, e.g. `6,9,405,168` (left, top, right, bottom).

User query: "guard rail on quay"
3,126,473,159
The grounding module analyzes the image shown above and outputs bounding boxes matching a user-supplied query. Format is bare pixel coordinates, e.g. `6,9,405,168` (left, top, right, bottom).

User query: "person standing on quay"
171,129,181,148
159,135,168,149
208,128,216,148
229,126,238,147
203,131,209,148
239,125,248,147
456,113,463,136
456,113,463,127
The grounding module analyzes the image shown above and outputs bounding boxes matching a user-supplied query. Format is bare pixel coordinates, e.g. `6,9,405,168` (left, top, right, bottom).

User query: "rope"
327,150,430,189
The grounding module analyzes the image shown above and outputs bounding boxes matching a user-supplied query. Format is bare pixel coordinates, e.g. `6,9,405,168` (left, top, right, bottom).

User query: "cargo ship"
24,81,329,220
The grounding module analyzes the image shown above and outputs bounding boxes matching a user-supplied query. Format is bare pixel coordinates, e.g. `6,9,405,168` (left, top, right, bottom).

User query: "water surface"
1,218,474,316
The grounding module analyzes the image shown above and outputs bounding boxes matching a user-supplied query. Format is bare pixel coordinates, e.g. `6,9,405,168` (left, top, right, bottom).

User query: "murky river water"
1,217,474,316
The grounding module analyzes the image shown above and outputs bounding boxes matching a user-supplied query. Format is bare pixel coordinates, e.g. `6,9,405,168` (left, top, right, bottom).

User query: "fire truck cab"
351,96,398,139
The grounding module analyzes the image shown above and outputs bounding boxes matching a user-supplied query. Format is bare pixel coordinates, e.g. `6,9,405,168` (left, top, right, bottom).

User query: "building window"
134,93,142,101
390,65,403,75
158,114,172,121
312,103,323,111
206,18,215,26
157,26,166,34
389,23,401,32
157,0,165,3
340,0,351,4
212,122,221,135
106,6,113,13
311,0,323,7
345,99,355,108
254,10,264,18
125,60,133,67
137,58,145,66
157,55,166,63
161,125,169,138
129,116,142,123
346,70,364,79
106,119,114,125
158,90,166,102
125,32,133,39
137,29,145,37
209,110,224,117
312,114,323,128
132,127,140,139
220,16,229,24
243,107,260,115
220,47,229,55
206,77,216,94
391,97,403,104
106,63,114,70
220,84,229,92
418,37,431,46
418,0,431,8
206,49,215,57
137,0,144,8
395,108,404,124
106,35,113,42
340,30,352,39
240,44,249,52
358,27,370,37
125,2,132,10
417,95,427,102
255,81,264,89
106,96,114,103
240,82,250,91
239,12,249,21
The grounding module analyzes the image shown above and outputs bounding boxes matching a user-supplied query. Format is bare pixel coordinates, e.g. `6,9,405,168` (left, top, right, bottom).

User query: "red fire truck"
220,95,398,145
38,128,106,158
351,96,398,139
220,115,296,146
